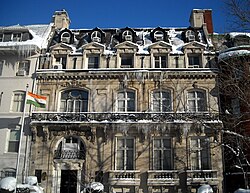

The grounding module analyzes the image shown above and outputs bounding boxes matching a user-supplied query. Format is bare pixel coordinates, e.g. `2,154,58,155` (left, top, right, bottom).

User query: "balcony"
31,112,220,124
108,170,140,186
147,170,179,186
186,170,218,185
54,150,85,160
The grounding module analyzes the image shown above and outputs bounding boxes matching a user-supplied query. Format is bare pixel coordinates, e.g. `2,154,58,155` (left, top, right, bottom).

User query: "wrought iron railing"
31,112,220,123
54,150,85,159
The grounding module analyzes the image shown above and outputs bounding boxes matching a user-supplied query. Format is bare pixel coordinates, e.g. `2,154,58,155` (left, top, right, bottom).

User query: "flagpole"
15,84,29,185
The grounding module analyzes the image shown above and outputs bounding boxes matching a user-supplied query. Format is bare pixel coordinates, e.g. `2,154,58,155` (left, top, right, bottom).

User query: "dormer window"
91,31,101,43
61,32,71,44
186,30,196,42
154,31,164,41
122,30,133,41
12,33,22,42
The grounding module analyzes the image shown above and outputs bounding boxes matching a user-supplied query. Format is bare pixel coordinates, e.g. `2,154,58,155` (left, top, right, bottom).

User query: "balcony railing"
186,170,218,185
108,170,140,186
31,112,220,124
147,170,179,186
54,150,85,159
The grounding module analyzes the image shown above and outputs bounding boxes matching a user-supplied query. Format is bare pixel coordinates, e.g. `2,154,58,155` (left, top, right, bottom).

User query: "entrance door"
60,170,77,193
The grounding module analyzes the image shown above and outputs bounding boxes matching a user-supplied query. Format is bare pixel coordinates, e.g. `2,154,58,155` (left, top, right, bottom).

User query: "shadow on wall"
0,117,31,135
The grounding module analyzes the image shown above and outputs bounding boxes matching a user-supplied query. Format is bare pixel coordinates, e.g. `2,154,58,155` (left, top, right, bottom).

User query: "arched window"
154,31,164,41
117,90,135,112
187,90,207,112
91,31,101,42
60,89,88,112
55,136,85,160
152,90,172,112
186,30,195,42
122,30,133,41
61,32,71,44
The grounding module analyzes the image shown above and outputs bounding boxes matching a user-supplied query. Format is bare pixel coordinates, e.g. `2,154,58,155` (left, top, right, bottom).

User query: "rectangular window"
117,90,135,112
3,33,11,42
153,138,172,170
55,56,67,69
152,90,172,112
188,55,200,68
121,55,133,68
8,127,21,152
12,33,22,42
17,61,30,76
190,137,211,170
187,90,207,112
11,92,25,112
116,137,134,170
88,56,99,69
154,56,167,68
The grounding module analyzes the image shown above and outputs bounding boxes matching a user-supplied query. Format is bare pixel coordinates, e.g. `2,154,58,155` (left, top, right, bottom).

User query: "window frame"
11,91,25,112
116,137,135,170
153,137,173,170
61,32,71,44
187,90,207,112
154,55,167,68
88,55,99,69
151,89,172,112
17,60,30,76
59,89,89,112
8,125,21,153
117,89,136,112
120,54,134,68
91,31,101,42
188,54,201,68
190,136,211,170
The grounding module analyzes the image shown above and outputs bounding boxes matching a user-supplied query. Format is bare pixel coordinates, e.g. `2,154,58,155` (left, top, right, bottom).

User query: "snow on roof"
0,24,53,49
229,32,250,38
218,49,250,61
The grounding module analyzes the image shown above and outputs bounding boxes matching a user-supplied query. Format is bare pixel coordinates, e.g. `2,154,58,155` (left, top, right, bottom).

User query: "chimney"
189,9,213,34
52,9,71,29
204,10,213,34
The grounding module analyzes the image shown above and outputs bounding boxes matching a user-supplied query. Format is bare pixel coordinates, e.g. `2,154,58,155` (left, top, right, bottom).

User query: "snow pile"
234,189,250,193
197,184,213,193
81,182,104,193
0,177,16,191
25,176,38,185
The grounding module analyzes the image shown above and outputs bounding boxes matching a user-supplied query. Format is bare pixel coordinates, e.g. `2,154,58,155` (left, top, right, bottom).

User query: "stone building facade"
28,10,223,193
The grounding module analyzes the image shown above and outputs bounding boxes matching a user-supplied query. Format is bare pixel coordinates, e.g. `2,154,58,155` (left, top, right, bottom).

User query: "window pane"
163,150,171,169
126,139,134,148
154,150,161,170
12,92,25,112
117,150,124,170
117,139,124,149
126,150,134,170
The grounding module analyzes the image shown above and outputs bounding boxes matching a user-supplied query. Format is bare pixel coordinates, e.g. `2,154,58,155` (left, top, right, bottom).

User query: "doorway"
60,170,77,193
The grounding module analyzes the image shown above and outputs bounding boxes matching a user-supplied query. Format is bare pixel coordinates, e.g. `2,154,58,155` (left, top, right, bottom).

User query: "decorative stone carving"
60,80,85,88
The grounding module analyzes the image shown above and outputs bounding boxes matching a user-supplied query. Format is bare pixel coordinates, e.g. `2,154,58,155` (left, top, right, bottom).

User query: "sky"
0,0,230,33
